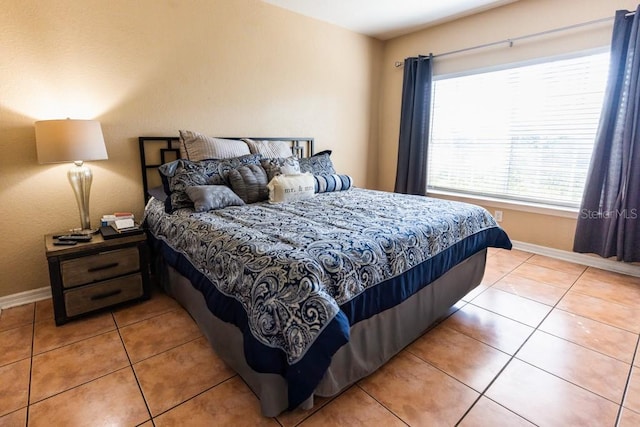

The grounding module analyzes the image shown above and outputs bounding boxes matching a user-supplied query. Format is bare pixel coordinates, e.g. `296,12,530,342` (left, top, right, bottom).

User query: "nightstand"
44,232,151,325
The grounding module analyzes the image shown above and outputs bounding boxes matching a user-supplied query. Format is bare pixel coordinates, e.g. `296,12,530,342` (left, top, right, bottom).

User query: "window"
427,52,609,208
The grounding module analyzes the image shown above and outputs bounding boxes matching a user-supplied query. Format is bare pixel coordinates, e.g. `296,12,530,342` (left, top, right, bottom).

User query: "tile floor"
1,248,639,426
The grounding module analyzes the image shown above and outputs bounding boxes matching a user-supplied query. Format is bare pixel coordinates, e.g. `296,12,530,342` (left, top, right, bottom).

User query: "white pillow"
267,173,315,204
179,130,250,161
243,138,293,158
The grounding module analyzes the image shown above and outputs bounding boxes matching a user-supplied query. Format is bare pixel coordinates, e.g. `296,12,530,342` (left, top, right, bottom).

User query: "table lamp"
35,119,108,233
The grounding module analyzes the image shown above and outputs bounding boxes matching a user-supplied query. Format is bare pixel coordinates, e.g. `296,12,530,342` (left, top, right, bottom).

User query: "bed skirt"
156,249,487,417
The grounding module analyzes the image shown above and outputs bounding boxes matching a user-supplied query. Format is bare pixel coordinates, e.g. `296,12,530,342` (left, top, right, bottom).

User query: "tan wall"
377,0,638,251
0,0,382,297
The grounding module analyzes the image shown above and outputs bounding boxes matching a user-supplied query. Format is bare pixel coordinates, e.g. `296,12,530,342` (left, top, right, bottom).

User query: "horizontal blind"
427,52,609,208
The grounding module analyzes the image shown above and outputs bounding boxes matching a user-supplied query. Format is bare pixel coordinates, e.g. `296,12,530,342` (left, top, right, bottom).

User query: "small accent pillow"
299,152,336,175
314,174,353,193
185,185,245,212
179,130,250,161
268,173,315,204
243,138,293,158
227,164,269,204
260,157,301,182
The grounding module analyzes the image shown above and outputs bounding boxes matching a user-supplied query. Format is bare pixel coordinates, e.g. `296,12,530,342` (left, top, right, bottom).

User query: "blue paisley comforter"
145,188,511,408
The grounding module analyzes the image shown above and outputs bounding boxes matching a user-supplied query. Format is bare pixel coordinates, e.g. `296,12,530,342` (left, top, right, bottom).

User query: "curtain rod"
394,12,635,68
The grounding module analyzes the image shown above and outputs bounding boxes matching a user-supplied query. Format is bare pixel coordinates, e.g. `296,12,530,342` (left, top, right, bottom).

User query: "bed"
139,134,512,417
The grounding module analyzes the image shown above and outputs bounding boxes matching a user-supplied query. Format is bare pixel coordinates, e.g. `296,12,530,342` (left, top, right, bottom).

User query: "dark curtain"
574,6,640,262
394,55,433,195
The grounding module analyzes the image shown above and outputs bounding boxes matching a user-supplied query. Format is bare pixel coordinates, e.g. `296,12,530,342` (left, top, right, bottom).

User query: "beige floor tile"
624,367,640,413
480,267,506,286
583,267,640,287
539,309,637,364
33,312,116,354
359,350,478,426
492,273,566,306
572,272,640,309
120,308,201,363
516,331,629,403
0,408,26,427
112,290,180,328
458,396,535,426
485,254,524,275
443,304,534,355
486,359,619,426
153,377,278,427
34,299,54,324
299,386,404,427
497,249,533,262
0,359,30,417
28,368,150,427
525,254,587,276
138,422,154,427
0,304,34,332
408,325,510,392
619,408,640,427
30,331,129,403
557,291,640,333
461,283,488,302
470,288,552,327
0,324,32,367
510,263,580,289
134,336,235,416
277,395,335,427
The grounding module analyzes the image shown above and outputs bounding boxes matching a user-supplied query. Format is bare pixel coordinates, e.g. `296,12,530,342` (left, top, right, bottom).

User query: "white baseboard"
511,240,640,277
0,287,51,310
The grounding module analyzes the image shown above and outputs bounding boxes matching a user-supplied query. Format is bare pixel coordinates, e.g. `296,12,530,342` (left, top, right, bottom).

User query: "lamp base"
68,161,93,231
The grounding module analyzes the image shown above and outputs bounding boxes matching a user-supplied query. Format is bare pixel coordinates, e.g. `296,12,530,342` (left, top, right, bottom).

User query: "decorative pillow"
185,185,245,212
179,130,250,161
159,158,231,212
227,164,269,204
260,157,301,182
243,138,293,158
299,152,336,175
158,160,209,212
314,174,353,193
215,154,264,185
268,173,315,204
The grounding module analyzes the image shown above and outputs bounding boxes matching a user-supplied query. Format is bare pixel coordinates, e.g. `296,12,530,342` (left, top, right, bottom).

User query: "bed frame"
139,136,487,417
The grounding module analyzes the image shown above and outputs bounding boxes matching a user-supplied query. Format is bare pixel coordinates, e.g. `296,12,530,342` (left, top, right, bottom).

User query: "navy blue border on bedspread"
150,226,511,410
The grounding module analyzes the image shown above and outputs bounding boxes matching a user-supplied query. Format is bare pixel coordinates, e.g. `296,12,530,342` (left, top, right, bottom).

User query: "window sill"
426,190,579,219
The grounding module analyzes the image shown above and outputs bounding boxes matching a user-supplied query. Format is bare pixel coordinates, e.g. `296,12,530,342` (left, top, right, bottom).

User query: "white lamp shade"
35,119,108,163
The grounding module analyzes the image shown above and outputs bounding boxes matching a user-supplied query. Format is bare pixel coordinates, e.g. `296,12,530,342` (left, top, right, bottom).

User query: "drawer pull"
87,262,119,273
90,289,122,301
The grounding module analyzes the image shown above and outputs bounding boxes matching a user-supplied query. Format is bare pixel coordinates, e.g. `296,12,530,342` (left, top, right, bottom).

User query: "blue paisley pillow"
299,152,336,175
159,159,227,212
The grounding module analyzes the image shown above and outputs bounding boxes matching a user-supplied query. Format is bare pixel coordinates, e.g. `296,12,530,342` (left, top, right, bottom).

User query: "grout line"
615,335,640,426
355,384,410,426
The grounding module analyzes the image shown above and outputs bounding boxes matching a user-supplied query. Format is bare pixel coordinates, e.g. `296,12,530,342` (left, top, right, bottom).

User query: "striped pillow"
243,138,293,158
314,174,353,193
179,130,250,161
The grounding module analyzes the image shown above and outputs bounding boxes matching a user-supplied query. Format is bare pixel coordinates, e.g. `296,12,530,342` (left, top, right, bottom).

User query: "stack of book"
100,212,143,239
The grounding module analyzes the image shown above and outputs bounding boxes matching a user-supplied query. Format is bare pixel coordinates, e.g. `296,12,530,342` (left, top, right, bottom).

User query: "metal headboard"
138,136,315,203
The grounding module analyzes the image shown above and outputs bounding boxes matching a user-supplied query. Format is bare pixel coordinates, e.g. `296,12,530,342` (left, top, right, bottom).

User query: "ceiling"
262,0,519,40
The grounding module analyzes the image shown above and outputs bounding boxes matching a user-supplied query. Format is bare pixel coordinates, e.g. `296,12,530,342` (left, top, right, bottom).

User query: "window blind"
427,52,609,208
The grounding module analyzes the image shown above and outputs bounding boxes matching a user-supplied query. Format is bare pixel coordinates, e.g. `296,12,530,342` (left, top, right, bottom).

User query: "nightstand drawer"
64,274,144,317
61,247,140,288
